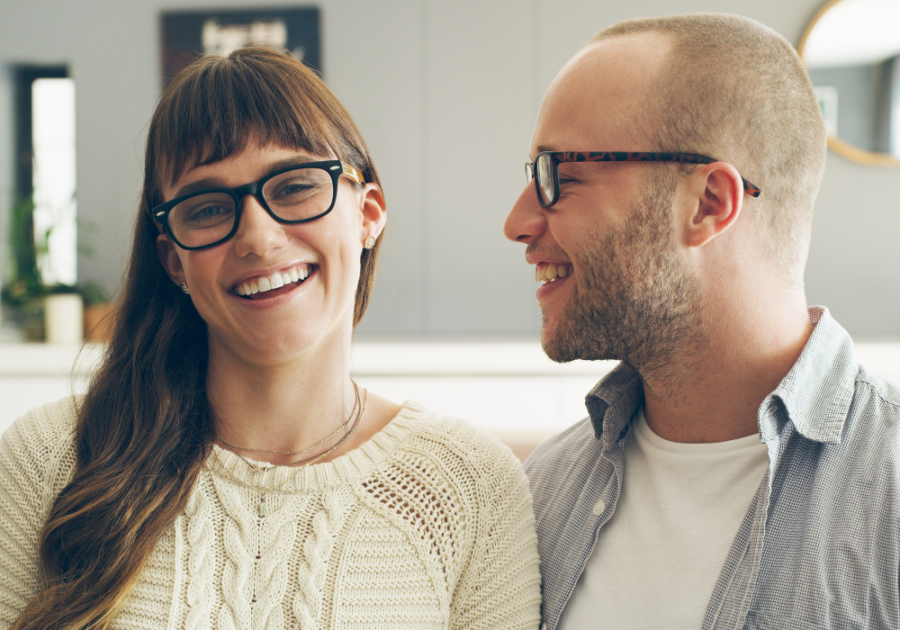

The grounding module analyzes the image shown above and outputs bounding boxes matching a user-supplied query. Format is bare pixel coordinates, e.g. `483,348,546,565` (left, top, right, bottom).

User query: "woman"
0,47,541,629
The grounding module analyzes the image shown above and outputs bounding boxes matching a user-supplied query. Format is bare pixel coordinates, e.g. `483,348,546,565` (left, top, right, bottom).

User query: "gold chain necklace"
215,380,359,456
217,385,369,518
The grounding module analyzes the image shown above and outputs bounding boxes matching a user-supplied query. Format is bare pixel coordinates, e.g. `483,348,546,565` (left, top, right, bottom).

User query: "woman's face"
156,141,385,364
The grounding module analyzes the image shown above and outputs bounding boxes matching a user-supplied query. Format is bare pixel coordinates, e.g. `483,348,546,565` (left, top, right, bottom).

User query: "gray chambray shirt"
526,306,900,630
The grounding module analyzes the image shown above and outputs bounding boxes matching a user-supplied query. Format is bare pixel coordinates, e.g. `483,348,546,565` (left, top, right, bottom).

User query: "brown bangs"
147,47,363,204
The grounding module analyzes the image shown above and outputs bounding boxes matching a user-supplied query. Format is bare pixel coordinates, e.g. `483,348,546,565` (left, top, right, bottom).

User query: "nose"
232,194,289,257
504,182,546,244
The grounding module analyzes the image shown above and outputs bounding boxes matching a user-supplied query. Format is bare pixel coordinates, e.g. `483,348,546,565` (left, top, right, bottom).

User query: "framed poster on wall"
160,7,321,86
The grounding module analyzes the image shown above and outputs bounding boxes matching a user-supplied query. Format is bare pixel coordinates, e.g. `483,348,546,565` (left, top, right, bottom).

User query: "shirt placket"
703,401,792,630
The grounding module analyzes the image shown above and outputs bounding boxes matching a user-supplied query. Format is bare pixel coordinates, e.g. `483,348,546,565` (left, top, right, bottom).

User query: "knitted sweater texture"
0,397,542,629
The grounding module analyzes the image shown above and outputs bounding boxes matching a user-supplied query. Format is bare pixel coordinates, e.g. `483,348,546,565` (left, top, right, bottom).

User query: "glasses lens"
536,154,555,205
169,192,237,248
263,167,335,222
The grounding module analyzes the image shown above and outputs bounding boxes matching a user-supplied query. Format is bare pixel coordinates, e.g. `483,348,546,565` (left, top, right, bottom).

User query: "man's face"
504,34,705,368
541,167,703,367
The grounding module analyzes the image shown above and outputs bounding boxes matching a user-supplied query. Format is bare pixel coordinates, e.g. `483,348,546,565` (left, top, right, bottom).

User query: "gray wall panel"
425,0,539,336
324,0,425,336
0,0,898,340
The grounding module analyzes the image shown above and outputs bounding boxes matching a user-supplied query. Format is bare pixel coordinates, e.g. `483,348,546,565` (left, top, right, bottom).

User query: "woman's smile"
232,262,317,299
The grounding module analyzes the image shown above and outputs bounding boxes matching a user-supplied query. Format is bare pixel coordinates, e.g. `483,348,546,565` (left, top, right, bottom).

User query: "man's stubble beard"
541,168,707,373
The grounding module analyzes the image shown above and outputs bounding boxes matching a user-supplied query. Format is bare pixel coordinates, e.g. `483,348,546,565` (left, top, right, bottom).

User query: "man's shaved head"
588,14,827,282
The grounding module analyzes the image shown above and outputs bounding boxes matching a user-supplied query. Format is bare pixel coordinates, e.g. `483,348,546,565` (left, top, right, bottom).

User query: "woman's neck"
205,331,358,466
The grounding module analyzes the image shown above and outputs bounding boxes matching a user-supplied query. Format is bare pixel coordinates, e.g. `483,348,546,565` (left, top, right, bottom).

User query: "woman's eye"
178,201,234,228
189,205,227,220
272,180,317,200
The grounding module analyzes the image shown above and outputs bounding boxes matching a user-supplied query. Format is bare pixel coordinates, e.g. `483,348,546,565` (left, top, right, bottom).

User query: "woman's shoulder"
0,395,80,497
3,395,80,449
389,400,526,483
371,400,539,612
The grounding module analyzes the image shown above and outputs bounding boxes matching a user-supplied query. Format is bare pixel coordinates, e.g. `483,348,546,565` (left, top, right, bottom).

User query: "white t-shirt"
558,407,769,630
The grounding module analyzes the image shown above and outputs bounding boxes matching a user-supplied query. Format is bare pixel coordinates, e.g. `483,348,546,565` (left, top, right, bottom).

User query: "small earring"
364,236,376,250
181,282,190,295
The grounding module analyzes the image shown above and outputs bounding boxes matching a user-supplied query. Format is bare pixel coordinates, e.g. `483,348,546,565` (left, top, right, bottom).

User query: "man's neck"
639,297,813,444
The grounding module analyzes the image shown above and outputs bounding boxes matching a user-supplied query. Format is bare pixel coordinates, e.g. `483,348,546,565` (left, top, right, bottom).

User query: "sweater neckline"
205,399,425,492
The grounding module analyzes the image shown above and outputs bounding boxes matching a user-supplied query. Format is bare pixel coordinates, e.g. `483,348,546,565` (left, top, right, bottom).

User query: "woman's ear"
156,234,186,286
680,162,744,248
358,183,387,243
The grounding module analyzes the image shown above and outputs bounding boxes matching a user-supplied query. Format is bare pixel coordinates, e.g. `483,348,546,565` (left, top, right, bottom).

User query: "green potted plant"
1,194,46,340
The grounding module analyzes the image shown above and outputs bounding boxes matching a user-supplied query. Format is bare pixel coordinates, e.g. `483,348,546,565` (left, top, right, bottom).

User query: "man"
504,13,900,630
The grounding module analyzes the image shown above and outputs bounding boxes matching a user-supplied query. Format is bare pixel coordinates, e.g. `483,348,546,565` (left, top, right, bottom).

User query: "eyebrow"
171,155,324,199
529,145,559,162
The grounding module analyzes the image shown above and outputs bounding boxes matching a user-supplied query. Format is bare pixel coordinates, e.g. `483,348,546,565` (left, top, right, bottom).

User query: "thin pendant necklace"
216,383,368,518
215,380,360,457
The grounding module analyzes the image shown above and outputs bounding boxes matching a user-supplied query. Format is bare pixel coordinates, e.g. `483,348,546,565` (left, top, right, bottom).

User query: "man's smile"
535,262,574,285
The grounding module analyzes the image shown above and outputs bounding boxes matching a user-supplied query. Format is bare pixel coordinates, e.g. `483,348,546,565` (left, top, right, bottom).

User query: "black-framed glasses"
524,151,762,208
152,160,365,250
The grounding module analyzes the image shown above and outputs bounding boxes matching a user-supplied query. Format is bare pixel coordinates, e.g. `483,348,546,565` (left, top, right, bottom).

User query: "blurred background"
1,0,898,453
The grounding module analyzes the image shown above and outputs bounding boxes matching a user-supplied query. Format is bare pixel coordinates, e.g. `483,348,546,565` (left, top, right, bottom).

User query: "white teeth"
536,263,574,284
234,265,313,296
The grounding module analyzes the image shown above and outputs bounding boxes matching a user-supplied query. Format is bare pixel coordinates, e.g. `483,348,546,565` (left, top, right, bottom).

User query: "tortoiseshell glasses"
524,151,762,208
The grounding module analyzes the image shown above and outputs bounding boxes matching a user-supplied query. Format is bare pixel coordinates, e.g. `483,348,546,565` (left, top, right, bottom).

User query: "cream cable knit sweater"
0,397,542,630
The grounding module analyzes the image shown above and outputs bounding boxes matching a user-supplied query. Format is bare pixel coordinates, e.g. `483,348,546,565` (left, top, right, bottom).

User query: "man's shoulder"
524,417,607,504
855,363,900,411
794,359,900,493
525,416,596,466
843,363,900,446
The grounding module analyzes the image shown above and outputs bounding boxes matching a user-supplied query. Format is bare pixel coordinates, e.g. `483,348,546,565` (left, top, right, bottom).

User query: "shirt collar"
585,306,858,449
763,306,857,444
585,362,643,452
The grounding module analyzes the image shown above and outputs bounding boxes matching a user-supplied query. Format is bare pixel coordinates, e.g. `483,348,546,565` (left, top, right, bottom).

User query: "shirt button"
541,624,548,630
592,500,606,516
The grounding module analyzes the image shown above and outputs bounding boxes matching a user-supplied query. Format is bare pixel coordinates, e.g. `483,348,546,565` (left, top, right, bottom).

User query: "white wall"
0,0,898,339
0,62,13,329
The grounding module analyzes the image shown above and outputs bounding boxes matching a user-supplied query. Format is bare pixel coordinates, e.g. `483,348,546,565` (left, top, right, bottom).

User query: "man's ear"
681,162,744,248
358,183,387,242
156,234,185,286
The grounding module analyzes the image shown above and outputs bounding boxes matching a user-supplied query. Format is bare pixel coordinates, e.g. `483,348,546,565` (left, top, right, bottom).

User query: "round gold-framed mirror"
798,0,900,166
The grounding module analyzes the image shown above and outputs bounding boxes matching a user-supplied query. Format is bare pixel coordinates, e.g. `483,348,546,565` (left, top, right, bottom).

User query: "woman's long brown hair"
12,47,384,629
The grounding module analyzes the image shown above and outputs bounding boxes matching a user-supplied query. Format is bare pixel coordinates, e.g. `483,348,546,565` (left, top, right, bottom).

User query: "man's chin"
541,325,587,364
540,318,624,363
